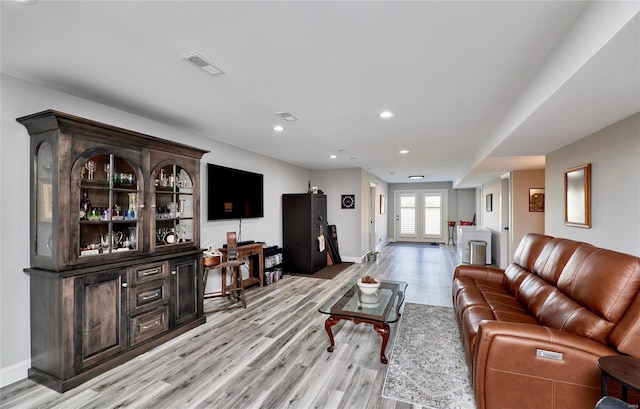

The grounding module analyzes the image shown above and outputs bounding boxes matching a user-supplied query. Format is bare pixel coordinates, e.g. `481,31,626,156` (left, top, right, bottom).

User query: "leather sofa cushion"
557,246,640,323
538,290,614,343
532,238,585,285
512,233,551,273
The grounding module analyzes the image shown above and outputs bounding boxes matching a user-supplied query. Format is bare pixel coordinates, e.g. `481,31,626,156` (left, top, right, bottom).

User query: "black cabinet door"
282,194,327,274
170,254,202,327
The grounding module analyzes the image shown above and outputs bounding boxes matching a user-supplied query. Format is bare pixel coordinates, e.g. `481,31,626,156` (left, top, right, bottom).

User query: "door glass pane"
399,195,416,236
79,154,138,257
424,208,441,235
423,194,442,236
155,165,194,246
36,142,53,257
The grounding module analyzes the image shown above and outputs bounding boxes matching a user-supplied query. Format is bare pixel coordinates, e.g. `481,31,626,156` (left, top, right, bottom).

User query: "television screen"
207,164,264,220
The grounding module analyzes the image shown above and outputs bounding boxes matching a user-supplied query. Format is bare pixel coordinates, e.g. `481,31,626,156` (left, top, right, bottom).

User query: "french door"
396,190,448,242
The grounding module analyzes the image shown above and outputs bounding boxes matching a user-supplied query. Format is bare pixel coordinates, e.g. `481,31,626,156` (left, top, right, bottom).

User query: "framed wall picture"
529,188,545,212
341,194,355,209
565,163,591,228
486,193,493,212
380,194,386,214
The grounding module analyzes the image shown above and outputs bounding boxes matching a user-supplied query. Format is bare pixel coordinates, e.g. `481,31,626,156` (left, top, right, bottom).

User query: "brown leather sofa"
453,233,640,409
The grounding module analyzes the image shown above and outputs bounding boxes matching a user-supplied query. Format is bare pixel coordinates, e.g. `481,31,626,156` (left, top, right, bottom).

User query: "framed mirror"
564,163,591,228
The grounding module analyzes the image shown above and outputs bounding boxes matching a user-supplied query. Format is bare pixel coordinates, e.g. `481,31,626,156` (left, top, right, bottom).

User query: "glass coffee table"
318,279,407,364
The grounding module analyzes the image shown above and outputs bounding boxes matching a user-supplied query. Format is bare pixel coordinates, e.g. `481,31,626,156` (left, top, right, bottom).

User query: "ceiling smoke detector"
277,112,298,122
183,53,225,76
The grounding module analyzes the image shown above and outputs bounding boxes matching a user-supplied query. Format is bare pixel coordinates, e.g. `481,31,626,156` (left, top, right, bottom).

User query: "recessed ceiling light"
273,125,285,132
408,175,424,179
379,111,395,118
399,149,410,154
329,155,337,159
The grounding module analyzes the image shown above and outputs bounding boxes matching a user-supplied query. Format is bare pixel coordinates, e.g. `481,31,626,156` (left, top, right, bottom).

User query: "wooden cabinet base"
27,317,204,393
26,250,204,393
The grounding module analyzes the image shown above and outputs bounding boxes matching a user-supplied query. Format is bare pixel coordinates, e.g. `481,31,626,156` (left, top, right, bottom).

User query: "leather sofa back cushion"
513,234,552,273
533,238,586,285
557,246,640,323
507,234,640,350
504,264,531,297
516,274,556,315
538,290,614,343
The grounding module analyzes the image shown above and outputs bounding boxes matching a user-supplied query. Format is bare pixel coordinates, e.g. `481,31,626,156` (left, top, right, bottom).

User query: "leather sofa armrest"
473,320,617,409
454,264,504,284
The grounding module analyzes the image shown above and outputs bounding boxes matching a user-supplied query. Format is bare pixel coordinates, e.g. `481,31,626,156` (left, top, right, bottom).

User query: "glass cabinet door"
35,141,54,258
77,154,140,259
153,165,194,249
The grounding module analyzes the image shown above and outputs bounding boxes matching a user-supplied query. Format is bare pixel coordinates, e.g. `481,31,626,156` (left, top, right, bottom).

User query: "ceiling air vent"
277,111,298,121
183,53,225,76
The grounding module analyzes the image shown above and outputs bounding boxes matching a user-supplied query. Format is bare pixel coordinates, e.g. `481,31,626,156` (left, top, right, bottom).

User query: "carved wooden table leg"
325,316,340,353
374,322,390,364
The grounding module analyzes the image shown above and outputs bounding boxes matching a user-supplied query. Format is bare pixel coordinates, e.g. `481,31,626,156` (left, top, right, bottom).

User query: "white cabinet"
456,226,492,264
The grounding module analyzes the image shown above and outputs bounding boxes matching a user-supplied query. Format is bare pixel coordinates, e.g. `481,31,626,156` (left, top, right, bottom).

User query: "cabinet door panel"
75,270,127,369
150,157,201,255
171,255,202,327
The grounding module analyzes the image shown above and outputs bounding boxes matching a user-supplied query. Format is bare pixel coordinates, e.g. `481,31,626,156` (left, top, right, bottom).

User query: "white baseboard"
341,256,362,263
1,359,29,388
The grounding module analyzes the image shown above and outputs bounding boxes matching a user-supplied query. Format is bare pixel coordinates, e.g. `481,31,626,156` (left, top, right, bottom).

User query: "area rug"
306,262,354,279
382,303,476,408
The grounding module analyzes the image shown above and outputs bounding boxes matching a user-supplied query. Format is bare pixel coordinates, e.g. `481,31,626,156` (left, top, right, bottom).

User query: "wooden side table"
219,243,264,288
598,355,640,402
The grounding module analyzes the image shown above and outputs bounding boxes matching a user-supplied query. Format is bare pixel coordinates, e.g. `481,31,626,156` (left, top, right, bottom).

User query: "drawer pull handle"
141,292,160,301
141,320,160,331
139,267,162,277
122,283,128,288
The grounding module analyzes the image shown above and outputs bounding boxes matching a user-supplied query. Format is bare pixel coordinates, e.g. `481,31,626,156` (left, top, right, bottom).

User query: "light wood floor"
1,243,460,409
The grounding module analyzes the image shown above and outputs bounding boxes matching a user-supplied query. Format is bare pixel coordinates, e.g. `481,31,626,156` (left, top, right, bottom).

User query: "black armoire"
282,193,327,274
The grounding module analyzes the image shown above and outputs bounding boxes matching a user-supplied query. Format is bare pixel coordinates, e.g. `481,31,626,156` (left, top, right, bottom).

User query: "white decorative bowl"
357,278,380,295
359,293,379,306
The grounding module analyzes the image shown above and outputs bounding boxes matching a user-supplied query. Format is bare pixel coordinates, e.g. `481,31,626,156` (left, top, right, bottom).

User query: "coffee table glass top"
318,279,407,323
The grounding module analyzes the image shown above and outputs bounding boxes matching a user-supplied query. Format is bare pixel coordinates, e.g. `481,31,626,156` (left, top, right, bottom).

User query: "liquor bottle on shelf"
80,190,91,220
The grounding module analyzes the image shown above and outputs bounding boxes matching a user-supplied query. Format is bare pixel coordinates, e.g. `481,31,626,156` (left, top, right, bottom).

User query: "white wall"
481,179,501,264
306,168,388,261
511,169,545,250
545,113,640,255
367,171,389,252
0,74,311,386
456,189,477,223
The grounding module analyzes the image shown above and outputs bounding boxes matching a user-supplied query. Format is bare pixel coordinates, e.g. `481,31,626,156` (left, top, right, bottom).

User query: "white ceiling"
2,1,639,188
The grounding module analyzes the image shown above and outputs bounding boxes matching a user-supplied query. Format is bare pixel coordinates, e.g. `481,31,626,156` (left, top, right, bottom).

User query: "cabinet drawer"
130,307,169,346
129,279,169,316
129,261,169,285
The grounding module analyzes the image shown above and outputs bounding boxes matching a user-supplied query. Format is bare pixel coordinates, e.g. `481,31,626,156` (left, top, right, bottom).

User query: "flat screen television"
207,164,264,220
